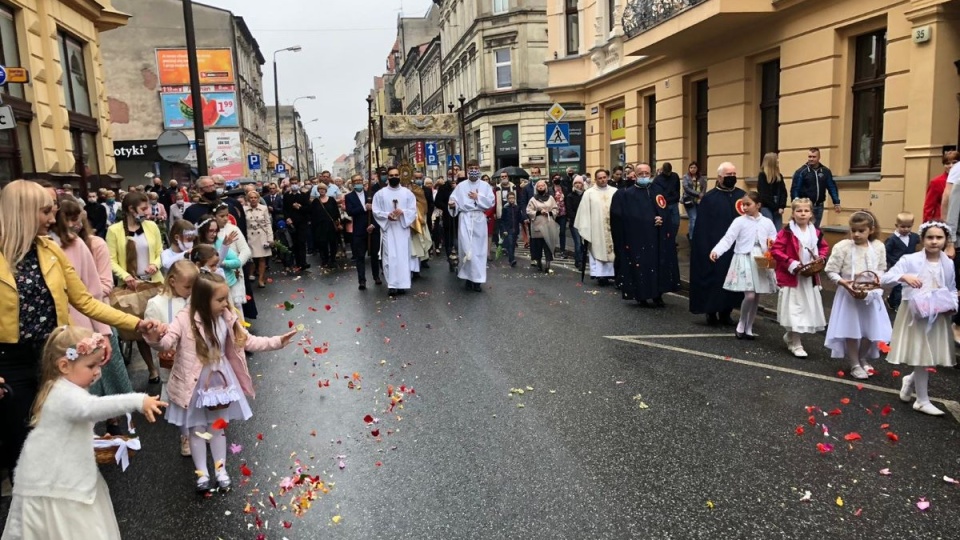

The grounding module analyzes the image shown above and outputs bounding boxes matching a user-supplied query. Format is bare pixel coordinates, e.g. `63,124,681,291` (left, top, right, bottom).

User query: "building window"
609,107,626,170
851,29,886,172
646,94,657,165
58,32,92,116
494,48,511,89
759,59,780,161
0,5,24,100
608,0,618,32
565,0,579,55
0,121,33,183
692,80,708,172
493,0,508,14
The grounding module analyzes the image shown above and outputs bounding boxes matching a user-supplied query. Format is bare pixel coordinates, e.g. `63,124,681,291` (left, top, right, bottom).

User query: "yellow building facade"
546,0,960,232
0,0,127,192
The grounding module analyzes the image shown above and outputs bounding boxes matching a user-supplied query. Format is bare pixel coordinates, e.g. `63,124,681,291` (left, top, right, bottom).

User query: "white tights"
844,338,874,369
911,368,931,405
737,292,760,335
189,425,227,480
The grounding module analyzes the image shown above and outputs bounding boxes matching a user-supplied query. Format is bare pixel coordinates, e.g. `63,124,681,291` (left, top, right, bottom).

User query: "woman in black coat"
756,152,788,231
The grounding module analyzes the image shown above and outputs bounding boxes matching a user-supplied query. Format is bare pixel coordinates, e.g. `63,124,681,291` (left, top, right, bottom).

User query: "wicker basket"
94,435,137,465
850,270,881,300
797,247,825,277
754,255,774,270
201,371,232,411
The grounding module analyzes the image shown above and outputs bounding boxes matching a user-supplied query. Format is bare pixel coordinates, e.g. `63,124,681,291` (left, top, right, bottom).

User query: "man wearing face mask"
611,163,680,307
518,167,541,250
182,176,247,236
373,167,417,296
85,192,108,237
168,192,190,228
345,174,382,290
689,162,747,326
574,169,617,286
449,159,495,291
281,176,311,272
102,190,122,227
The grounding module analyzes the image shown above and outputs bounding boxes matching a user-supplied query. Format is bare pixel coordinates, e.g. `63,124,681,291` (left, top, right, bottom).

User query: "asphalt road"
9,251,960,539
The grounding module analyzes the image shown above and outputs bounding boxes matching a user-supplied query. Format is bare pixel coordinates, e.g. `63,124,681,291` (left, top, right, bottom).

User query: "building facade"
546,0,960,231
101,0,268,185
266,105,312,179
437,0,557,174
0,0,130,192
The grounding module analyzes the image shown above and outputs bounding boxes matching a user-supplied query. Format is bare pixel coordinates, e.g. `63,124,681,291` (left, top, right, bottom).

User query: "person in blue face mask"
345,174,381,290
610,163,680,308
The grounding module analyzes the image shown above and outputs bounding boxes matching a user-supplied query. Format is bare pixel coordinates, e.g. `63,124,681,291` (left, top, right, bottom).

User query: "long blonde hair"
761,153,782,184
0,180,54,266
161,259,199,297
31,326,96,426
189,272,246,365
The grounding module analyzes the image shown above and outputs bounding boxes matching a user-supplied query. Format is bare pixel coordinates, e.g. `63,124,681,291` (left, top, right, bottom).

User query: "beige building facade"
546,0,960,232
0,0,129,192
439,0,555,172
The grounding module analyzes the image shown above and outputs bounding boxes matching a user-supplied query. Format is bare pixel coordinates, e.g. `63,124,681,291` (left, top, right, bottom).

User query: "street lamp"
458,94,467,162
273,45,302,172
366,95,375,181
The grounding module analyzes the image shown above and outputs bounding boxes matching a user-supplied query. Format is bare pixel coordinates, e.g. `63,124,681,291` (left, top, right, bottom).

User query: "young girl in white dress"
147,272,296,493
824,210,892,379
160,219,197,274
2,326,165,540
710,191,778,339
770,198,829,358
882,221,957,416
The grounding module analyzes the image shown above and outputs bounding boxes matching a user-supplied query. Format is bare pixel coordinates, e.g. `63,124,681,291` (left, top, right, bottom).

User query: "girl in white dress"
2,326,165,540
824,211,892,379
882,221,957,416
770,198,829,358
710,191,778,339
147,272,296,493
160,219,197,274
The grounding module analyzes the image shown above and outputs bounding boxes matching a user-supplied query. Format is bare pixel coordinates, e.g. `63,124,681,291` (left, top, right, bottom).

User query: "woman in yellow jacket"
0,180,161,473
106,191,164,384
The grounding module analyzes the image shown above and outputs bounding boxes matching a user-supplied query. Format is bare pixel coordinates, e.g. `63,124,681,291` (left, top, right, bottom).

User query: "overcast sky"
202,0,435,170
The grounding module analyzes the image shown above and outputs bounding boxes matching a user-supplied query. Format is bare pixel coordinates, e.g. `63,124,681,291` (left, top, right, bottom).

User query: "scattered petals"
332,515,342,524
878,341,890,353
817,443,834,454
363,414,374,424
916,497,930,511
891,370,901,378
211,418,228,430
828,408,842,416
943,476,959,485
879,468,891,476
881,405,893,416
799,490,812,502
886,432,899,443
840,398,851,405
240,463,252,477
194,431,213,440
705,500,714,509
795,426,805,436
229,443,243,454
843,432,862,442
836,496,844,507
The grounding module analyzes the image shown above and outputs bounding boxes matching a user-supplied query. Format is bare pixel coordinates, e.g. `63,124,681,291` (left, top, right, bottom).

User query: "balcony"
621,0,776,57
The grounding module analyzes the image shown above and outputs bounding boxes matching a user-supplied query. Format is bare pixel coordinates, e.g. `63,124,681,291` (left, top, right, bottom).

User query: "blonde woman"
0,180,159,473
526,180,559,273
757,152,788,231
244,191,274,288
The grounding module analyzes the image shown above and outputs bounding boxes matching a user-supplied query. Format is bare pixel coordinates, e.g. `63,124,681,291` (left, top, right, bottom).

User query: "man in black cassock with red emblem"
611,163,680,308
689,161,746,325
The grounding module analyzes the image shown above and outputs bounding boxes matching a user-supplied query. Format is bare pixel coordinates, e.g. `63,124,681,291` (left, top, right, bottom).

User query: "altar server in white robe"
574,168,617,286
449,159,495,292
373,167,417,296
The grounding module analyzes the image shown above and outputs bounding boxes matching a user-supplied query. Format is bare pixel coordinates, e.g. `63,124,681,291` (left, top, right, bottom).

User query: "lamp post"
182,0,207,176
366,95,374,181
447,101,455,175
458,94,467,163
273,45,302,174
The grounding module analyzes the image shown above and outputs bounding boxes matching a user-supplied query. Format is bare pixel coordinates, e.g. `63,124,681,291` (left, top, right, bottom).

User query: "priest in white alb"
573,168,616,286
373,167,417,296
449,159,495,292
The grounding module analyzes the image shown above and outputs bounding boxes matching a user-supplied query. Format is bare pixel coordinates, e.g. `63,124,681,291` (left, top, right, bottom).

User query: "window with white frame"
493,0,508,14
494,49,511,89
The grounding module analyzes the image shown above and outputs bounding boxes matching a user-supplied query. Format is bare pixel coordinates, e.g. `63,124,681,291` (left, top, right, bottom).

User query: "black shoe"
412,271,421,279
473,283,482,292
510,260,517,267
358,283,366,290
719,315,736,326
422,260,430,269
706,314,719,326
598,278,610,287
196,477,213,493
744,333,757,341
652,297,666,308
388,288,398,296
374,279,382,285
636,300,653,308
465,280,473,290
735,331,746,340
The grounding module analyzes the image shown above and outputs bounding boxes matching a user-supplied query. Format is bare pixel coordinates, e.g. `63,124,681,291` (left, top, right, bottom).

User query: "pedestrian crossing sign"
545,123,570,148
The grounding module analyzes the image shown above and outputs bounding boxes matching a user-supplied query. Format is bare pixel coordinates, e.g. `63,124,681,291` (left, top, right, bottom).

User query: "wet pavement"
6,250,960,539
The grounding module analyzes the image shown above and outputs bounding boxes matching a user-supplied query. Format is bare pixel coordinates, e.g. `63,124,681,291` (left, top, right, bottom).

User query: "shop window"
494,49,511,89
850,29,886,172
693,79,708,172
646,94,657,165
759,59,780,161
565,0,579,55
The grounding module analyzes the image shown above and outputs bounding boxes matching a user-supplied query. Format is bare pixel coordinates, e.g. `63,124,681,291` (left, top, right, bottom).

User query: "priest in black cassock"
689,162,746,325
611,163,680,307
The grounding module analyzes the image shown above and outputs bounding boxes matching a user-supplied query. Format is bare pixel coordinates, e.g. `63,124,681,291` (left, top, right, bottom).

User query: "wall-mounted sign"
206,132,244,180
494,125,519,156
160,92,238,129
113,139,159,161
610,108,626,140
155,48,235,86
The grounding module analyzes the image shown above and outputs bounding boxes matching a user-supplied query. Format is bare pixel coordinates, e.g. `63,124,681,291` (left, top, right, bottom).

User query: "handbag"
108,282,162,341
195,370,241,411
320,200,343,232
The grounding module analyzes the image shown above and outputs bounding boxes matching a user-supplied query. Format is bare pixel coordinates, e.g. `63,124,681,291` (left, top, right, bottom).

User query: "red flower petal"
886,432,899,443
837,371,845,377
844,432,862,441
212,418,228,430
881,405,893,416
891,370,901,378
808,415,816,426
795,426,805,436
828,408,842,416
288,321,294,328
856,384,864,391
880,423,890,429
328,292,336,299
256,433,263,441
363,414,374,424
240,463,252,476
325,305,332,311
375,461,382,467
371,429,380,437
356,327,362,332
840,398,851,405
878,341,890,353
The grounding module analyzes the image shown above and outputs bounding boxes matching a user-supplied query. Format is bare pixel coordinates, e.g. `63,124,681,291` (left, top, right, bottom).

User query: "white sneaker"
899,373,914,403
792,346,809,358
861,362,875,375
913,401,945,416
849,366,869,380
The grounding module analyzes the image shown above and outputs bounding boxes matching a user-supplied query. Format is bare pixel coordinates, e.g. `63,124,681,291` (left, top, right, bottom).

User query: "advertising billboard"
155,48,235,85
207,132,244,180
160,92,238,129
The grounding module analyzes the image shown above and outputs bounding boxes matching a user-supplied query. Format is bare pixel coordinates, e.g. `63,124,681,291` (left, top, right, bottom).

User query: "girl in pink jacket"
148,272,296,493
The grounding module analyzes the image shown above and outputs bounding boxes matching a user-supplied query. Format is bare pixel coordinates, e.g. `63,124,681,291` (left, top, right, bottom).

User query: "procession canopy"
379,113,460,144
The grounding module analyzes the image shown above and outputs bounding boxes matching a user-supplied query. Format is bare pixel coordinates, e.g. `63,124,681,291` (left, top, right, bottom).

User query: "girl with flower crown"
882,221,957,416
2,326,165,540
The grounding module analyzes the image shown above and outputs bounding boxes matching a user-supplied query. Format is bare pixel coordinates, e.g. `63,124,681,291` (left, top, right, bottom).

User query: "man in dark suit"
84,191,108,237
283,177,311,272
345,174,381,289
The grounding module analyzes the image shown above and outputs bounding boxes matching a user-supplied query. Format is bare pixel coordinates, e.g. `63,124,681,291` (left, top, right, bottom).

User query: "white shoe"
792,346,808,358
861,363,875,376
849,366,869,380
913,401,945,416
899,373,914,403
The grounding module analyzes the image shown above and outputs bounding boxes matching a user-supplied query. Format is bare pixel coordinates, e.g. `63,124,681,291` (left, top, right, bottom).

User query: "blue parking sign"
248,154,261,170
425,142,438,166
275,163,286,174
